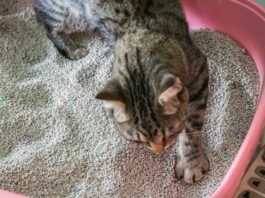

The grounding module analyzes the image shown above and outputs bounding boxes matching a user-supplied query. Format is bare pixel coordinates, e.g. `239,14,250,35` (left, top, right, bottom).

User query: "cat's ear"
96,78,129,123
158,74,183,115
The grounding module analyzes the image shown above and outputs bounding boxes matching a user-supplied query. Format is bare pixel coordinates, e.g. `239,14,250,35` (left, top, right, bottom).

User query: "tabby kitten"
34,0,209,183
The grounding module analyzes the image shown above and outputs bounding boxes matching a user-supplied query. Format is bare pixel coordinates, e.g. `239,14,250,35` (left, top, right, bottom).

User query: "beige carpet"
0,8,260,198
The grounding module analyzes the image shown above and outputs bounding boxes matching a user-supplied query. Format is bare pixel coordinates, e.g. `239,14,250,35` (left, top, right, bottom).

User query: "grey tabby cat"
34,0,209,183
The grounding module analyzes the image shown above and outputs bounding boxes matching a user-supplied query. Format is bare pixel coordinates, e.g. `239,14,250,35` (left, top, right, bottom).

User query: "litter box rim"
181,0,265,197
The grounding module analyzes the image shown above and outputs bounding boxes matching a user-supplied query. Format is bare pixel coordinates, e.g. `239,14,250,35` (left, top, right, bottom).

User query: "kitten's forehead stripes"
124,53,138,114
136,48,158,122
121,48,161,138
136,48,145,77
136,48,157,120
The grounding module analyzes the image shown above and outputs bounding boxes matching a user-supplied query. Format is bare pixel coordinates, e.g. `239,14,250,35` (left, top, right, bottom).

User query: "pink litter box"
181,0,265,197
1,0,265,197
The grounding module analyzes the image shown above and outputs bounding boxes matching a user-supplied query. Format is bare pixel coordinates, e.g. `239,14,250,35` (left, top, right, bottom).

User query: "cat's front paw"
175,150,209,184
68,48,89,60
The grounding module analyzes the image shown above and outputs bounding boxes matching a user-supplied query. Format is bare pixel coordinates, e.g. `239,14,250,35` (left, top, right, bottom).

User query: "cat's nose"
150,143,164,154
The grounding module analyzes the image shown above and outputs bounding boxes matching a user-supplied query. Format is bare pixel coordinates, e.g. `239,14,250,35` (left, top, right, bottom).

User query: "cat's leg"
175,68,209,183
34,1,88,60
175,129,209,183
47,29,88,60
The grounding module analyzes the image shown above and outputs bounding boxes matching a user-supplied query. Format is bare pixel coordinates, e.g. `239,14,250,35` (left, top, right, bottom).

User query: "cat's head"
96,31,190,153
96,72,189,154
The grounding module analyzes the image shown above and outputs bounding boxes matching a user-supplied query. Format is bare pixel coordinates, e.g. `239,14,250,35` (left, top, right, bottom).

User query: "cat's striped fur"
34,0,209,183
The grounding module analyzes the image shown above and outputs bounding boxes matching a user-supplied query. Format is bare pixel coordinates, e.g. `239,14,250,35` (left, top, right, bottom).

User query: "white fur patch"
103,101,129,123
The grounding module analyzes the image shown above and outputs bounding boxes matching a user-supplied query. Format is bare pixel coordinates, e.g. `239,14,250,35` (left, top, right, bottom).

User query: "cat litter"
0,14,259,198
